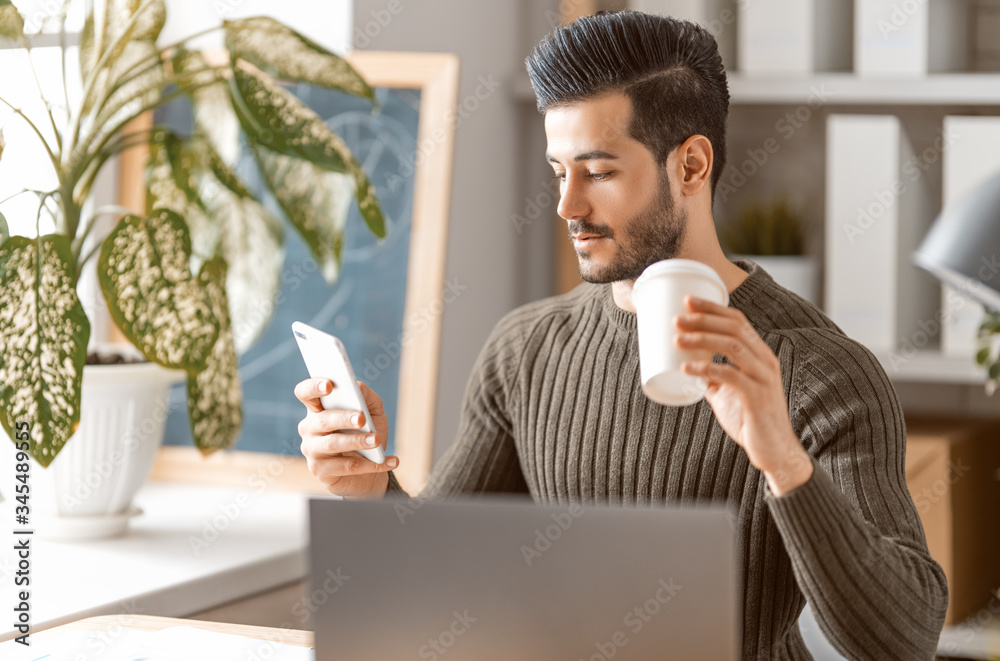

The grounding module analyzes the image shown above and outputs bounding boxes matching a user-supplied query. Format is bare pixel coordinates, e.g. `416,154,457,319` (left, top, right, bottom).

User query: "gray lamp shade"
913,168,1000,313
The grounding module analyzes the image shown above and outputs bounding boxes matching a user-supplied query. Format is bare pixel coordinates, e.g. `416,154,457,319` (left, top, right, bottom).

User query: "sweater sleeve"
380,311,530,501
765,329,948,660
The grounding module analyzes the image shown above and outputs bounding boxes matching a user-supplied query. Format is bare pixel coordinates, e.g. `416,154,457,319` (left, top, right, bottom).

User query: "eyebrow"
546,150,619,164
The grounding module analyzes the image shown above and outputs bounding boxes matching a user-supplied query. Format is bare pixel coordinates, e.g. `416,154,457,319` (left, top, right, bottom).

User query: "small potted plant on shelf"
719,196,819,305
977,311,1000,395
0,0,385,538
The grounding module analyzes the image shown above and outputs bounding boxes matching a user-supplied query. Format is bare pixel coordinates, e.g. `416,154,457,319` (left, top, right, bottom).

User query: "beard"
568,172,688,284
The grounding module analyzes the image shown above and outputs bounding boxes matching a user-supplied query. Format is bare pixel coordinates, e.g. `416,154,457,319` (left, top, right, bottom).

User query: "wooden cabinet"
905,418,1000,625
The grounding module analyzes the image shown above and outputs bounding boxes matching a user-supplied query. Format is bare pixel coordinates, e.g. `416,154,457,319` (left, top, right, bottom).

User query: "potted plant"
977,310,1000,395
0,0,385,537
719,196,820,305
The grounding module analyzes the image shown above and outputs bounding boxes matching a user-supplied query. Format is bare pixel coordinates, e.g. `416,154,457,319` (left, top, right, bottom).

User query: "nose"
556,174,591,221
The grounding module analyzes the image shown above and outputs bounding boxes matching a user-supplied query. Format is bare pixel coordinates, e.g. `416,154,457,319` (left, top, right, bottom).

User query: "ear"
672,134,713,197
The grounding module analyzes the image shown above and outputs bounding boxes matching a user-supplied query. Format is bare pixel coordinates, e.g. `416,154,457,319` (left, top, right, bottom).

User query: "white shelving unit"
516,62,999,385
728,73,1000,106
875,350,988,384
522,4,1000,389
514,72,1000,108
723,74,998,385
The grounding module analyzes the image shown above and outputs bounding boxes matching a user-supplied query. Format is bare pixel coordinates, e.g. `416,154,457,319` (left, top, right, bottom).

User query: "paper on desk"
12,625,313,661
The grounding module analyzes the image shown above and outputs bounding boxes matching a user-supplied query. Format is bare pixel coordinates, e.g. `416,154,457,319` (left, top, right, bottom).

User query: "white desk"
0,480,311,642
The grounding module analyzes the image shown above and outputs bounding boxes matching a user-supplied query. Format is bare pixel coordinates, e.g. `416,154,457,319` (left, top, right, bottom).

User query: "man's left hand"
675,295,813,496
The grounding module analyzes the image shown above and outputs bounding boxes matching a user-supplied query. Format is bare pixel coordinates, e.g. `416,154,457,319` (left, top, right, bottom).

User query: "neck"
611,242,748,314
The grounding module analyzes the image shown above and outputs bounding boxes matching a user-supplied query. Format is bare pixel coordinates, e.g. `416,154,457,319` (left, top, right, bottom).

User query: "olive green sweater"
384,259,948,660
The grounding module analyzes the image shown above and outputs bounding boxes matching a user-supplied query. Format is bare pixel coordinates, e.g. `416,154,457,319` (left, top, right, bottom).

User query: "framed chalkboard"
116,52,460,494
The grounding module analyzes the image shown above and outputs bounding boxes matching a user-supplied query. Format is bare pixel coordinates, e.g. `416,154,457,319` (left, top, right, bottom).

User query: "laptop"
308,494,738,660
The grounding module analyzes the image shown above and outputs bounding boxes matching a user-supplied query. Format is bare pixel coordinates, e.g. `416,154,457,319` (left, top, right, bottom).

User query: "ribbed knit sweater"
384,259,949,660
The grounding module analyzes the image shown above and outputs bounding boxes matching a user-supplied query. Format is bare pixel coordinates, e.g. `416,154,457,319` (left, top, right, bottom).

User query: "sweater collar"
601,258,770,331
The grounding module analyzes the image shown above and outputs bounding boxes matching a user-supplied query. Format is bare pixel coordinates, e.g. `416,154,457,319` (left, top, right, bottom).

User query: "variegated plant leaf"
118,0,166,41
97,209,219,371
224,16,375,104
80,0,166,116
0,211,8,245
230,65,387,241
146,129,218,274
81,39,165,156
0,0,25,41
147,128,200,207
351,159,386,239
80,10,96,73
174,49,241,166
194,140,286,355
148,130,285,353
252,144,350,285
229,65,350,172
187,255,242,454
0,235,90,468
201,136,253,198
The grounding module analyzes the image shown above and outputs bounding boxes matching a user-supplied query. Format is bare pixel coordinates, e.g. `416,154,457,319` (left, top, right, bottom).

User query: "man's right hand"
295,377,398,499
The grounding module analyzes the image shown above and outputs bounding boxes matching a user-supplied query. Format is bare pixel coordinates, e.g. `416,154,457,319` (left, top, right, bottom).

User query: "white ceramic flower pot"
0,343,185,540
734,255,821,306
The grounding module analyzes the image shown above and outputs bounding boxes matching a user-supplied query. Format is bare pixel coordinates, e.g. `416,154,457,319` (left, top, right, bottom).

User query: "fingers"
677,332,781,383
682,359,754,392
303,430,382,457
676,331,759,374
307,453,400,481
683,295,732,315
675,310,743,337
294,377,334,413
357,381,385,416
298,407,368,440
676,298,775,378
679,298,768,353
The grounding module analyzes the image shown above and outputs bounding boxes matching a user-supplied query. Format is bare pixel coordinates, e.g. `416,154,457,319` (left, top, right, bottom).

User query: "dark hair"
525,10,729,198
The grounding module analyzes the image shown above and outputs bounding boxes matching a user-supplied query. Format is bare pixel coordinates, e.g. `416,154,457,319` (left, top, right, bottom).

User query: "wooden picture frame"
116,51,460,495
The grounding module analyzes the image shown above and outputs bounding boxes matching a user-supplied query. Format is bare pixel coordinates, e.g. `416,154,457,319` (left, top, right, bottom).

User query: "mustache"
567,221,613,239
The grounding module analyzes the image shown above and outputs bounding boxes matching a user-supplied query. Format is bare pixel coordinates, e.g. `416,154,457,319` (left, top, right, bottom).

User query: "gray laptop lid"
308,495,737,660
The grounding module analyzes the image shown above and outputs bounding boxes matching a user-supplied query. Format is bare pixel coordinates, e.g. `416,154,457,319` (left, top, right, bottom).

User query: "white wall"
353,0,558,462
158,0,353,53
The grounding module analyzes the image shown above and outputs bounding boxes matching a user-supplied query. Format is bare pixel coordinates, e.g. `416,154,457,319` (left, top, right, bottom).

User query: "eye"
550,172,566,182
588,172,612,181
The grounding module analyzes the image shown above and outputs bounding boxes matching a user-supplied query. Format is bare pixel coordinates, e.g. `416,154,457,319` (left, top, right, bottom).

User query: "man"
295,10,948,660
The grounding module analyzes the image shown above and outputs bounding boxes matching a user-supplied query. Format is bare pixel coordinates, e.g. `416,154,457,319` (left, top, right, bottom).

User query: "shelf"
874,349,988,384
514,72,1000,106
728,73,1000,106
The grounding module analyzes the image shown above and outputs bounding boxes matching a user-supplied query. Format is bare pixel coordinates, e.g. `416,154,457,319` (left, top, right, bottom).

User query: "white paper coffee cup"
632,259,729,406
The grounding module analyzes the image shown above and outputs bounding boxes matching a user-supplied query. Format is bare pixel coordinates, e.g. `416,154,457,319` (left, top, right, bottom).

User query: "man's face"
545,93,687,284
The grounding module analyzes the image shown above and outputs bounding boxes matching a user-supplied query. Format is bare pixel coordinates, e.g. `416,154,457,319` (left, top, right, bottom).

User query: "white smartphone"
291,321,386,465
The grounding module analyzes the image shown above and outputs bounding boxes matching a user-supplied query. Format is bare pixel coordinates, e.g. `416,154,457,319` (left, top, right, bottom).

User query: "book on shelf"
738,0,850,74
854,0,968,76
825,114,938,354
